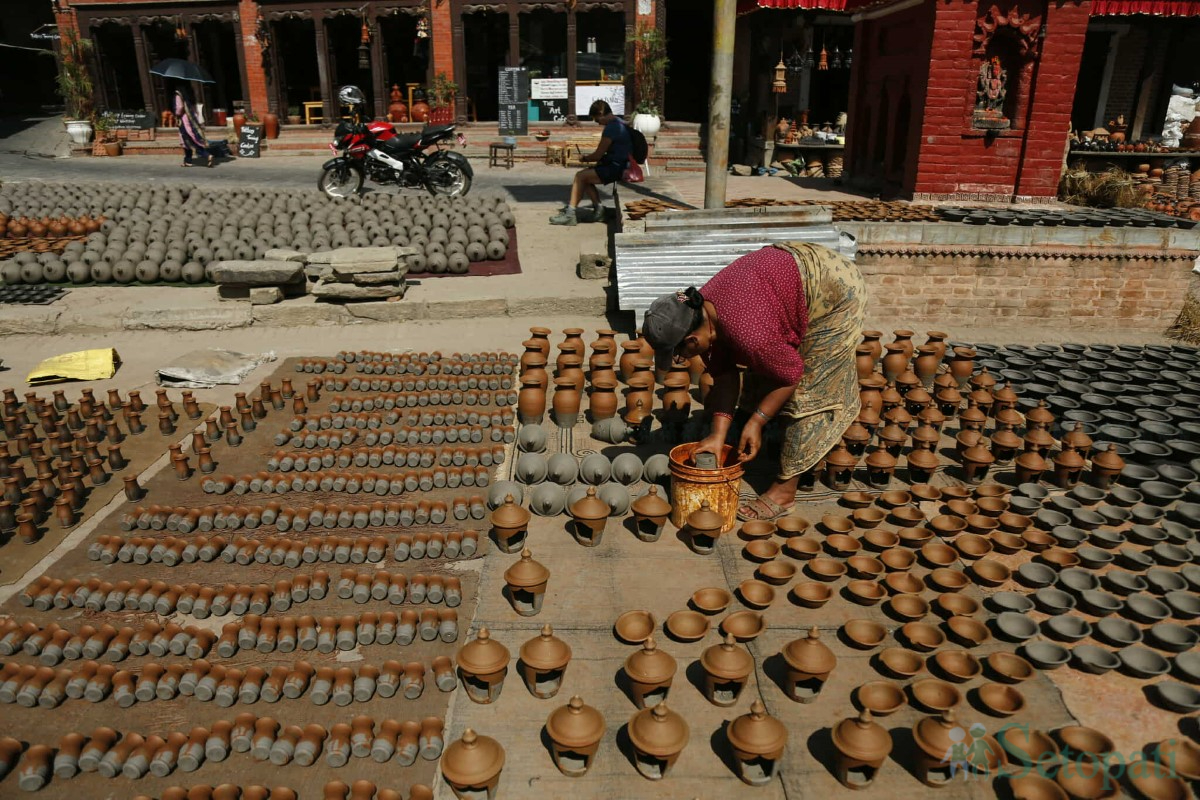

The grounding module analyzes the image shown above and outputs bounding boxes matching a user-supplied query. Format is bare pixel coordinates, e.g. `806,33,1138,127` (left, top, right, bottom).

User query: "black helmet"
338,85,366,107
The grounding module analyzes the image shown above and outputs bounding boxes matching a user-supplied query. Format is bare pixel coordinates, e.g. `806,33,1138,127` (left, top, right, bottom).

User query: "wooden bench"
564,135,601,168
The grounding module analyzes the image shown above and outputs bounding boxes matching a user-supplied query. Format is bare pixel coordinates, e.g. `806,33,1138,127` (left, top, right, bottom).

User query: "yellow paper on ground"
26,348,121,385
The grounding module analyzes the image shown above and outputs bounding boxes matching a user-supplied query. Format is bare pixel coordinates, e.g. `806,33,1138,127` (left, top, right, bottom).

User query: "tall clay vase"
892,330,915,362
881,344,908,384
727,700,788,786
861,331,883,364
619,342,642,383
262,112,280,139
588,379,618,421
552,378,581,429
949,347,976,388
518,377,546,425
529,327,552,359
518,624,571,698
832,710,892,789
859,377,885,414
913,345,940,388
441,729,505,800
855,345,876,381
545,696,604,777
924,331,948,363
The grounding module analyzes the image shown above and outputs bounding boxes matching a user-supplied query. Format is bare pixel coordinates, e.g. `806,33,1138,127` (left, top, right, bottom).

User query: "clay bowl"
955,533,994,559
1058,567,1100,595
942,486,972,501
878,490,913,508
807,557,847,582
999,725,1059,771
909,677,962,712
1166,590,1200,619
1128,770,1192,800
1005,774,1069,800
1022,530,1057,552
1077,546,1116,571
785,536,820,559
1070,644,1121,675
935,592,980,618
615,610,657,644
1040,547,1081,569
898,622,944,655
737,579,776,610
1089,527,1127,550
920,541,958,568
928,567,970,593
1147,567,1189,594
890,506,926,528
739,520,776,539
975,483,1009,500
757,560,797,586
1126,593,1172,624
997,511,1033,533
976,496,1009,517
1055,726,1115,760
969,558,1011,588
965,514,1000,536
863,528,900,550
691,587,732,615
879,646,926,678
852,507,886,529
790,581,832,609
884,572,924,595
1173,651,1200,683
820,514,854,535
846,555,885,580
840,491,874,509
990,531,1028,555
931,649,982,682
977,682,1026,717
987,651,1036,684
845,579,886,606
825,533,862,558
842,618,887,649
665,610,710,642
1021,641,1071,670
775,516,810,537
886,592,930,622
1017,562,1057,588
946,499,979,517
1149,622,1200,653
743,539,780,562
1079,589,1123,617
996,611,1040,641
930,514,968,537
946,615,992,648
911,483,943,502
1096,618,1143,648
899,526,935,547
720,610,766,642
1043,615,1093,643
856,680,907,716
880,548,917,572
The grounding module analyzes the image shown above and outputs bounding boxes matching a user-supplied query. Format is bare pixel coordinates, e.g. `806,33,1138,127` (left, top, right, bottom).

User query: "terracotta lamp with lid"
441,728,505,800
489,495,530,554
912,710,1003,786
780,626,836,703
456,627,510,704
623,636,677,708
502,548,549,617
518,624,572,699
569,487,610,547
545,695,605,777
627,703,689,781
630,486,672,542
727,700,789,786
699,633,754,707
685,500,725,555
832,709,892,789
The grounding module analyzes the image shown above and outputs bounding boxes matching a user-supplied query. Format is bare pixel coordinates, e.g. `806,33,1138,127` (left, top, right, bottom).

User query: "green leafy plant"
632,22,668,117
428,72,459,108
287,105,300,117
93,112,116,140
50,30,95,120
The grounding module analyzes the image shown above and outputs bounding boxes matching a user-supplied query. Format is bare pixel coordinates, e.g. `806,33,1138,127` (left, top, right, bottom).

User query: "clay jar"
914,345,940,388
489,495,530,554
569,487,610,546
521,356,549,391
780,626,836,703
623,636,677,708
619,342,643,382
1089,444,1125,490
859,376,885,413
832,709,892,789
558,356,585,394
503,549,549,617
861,330,883,363
881,344,909,383
824,443,859,491
661,374,691,419
685,500,725,555
631,486,672,542
700,633,753,706
855,345,876,381
727,700,788,786
456,627,510,704
545,696,604,777
625,375,654,419
913,710,1002,785
949,347,976,388
589,379,618,422
528,327,552,358
960,444,995,486
552,378,581,429
627,703,689,781
518,376,546,425
518,624,571,698
1053,446,1085,489
441,729,505,800
924,331,948,362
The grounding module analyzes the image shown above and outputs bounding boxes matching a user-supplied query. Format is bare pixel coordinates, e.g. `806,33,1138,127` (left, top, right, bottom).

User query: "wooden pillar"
566,7,577,111
269,21,287,114
86,26,111,111
509,9,520,68
316,17,334,122
131,24,157,114
371,11,387,119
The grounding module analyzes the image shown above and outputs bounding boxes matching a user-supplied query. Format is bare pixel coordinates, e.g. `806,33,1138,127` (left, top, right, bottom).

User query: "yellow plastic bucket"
668,442,744,533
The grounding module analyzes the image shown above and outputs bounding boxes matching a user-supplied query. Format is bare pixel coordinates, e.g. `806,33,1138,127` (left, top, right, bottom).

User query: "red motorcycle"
319,85,473,199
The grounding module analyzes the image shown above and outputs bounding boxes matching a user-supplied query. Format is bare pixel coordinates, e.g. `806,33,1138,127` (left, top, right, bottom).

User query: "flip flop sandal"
737,495,791,522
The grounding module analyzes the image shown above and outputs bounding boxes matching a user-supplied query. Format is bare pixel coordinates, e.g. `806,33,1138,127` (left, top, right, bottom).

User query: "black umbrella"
149,58,215,84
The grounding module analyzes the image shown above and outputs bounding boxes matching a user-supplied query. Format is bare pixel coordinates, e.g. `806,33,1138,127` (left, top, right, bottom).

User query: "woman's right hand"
693,434,724,459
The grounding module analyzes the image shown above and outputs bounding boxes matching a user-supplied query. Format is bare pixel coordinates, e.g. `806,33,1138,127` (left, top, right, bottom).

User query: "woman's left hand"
737,418,763,463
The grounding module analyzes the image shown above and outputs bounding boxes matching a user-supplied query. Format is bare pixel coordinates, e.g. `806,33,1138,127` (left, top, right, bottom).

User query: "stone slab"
262,248,308,262
249,287,284,305
577,252,612,280
306,246,418,265
122,306,252,330
0,308,61,336
346,270,405,286
330,260,403,278
311,279,407,301
207,260,304,286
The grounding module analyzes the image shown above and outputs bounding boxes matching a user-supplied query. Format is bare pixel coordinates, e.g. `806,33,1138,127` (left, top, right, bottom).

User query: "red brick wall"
431,0,454,81
238,0,269,115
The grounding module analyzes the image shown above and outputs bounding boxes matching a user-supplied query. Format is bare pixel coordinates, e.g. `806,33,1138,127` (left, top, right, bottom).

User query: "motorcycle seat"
420,124,455,142
381,133,422,153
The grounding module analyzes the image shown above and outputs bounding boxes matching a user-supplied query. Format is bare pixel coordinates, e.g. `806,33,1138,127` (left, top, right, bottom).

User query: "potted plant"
631,21,668,137
52,30,96,145
427,71,458,125
93,113,121,156
287,105,301,125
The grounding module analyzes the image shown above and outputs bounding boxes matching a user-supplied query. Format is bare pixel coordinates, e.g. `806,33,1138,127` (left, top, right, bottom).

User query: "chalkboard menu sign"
498,67,529,137
238,124,262,158
107,110,154,130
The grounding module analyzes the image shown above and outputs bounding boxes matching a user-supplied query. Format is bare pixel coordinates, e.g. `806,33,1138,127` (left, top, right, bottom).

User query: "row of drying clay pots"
2,608,459,663
285,415,515,441
488,484,681,552
0,713,445,790
264,443,507,470
325,387,517,410
511,448,668,485
19,569,463,616
221,466,496,496
88,530,480,566
119,497,493,532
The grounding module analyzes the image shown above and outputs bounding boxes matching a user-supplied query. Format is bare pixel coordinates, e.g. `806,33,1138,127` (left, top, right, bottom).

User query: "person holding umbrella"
172,81,211,167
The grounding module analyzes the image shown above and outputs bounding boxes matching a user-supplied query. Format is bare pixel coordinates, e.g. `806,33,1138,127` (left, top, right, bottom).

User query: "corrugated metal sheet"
615,206,854,320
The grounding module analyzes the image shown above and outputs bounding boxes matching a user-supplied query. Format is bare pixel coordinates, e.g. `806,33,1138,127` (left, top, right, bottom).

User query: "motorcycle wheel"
425,160,471,197
319,162,364,198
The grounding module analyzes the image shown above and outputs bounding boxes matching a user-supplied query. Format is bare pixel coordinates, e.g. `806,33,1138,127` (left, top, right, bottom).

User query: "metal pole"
704,0,737,209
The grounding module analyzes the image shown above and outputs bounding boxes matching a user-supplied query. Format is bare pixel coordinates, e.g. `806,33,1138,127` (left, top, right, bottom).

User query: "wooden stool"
489,142,515,169
303,101,324,125
545,145,566,166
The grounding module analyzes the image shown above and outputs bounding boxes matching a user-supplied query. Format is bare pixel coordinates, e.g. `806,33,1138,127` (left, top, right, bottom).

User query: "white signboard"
531,78,569,100
575,84,625,116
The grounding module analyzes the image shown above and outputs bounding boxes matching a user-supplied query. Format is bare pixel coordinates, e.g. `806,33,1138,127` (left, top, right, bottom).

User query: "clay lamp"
790,581,833,609
865,449,897,488
997,511,1032,534
1039,547,1080,569
627,703,689,781
685,500,725,555
954,532,993,559
807,557,847,582
851,506,885,529
832,709,893,790
960,443,996,485
727,700,789,786
567,487,610,547
935,387,963,418
846,555,884,580
883,570,923,594
946,616,991,648
1155,737,1200,782
737,579,775,610
757,560,796,585
1022,530,1056,553
864,528,899,550
519,624,572,699
1055,726,1115,763
1053,446,1086,489
690,587,732,615
1062,422,1094,455
990,429,1022,463
740,519,776,538
881,547,917,571
1025,400,1055,431
890,505,926,529
775,516,810,537
699,633,753,707
878,646,925,679
780,626,836,703
899,526,935,548
825,533,862,558
545,696,605,777
841,491,874,509
821,513,855,535
502,549,549,617
977,682,1025,718
931,649,981,683
909,678,960,713
489,495,530,554
843,618,887,650
842,422,872,457
630,486,672,542
956,429,982,457
1088,444,1125,491
887,593,929,623
900,621,945,652
959,401,987,431
441,728,505,800
934,592,979,618
824,443,859,490
968,558,1010,588
624,636,676,708
920,541,957,569
664,610,710,642
845,579,886,607
455,627,510,704
1024,427,1055,458
786,536,820,559
986,651,1035,684
720,611,765,642
614,610,656,644
744,539,780,562
913,710,1003,786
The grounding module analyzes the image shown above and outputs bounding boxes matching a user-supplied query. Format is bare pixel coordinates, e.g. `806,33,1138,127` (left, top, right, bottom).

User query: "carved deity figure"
973,56,1010,129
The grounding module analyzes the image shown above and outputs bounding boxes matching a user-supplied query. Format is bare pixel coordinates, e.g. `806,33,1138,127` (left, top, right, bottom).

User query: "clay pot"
519,624,571,698
661,374,691,419
832,709,892,789
699,633,753,706
518,377,546,425
1014,451,1047,484
865,449,897,488
545,696,604,777
907,444,939,483
914,346,940,388
589,379,618,421
489,495,529,553
619,342,642,382
569,487,610,546
780,626,836,703
1053,446,1085,489
824,443,859,491
456,627,510,704
627,704,688,781
631,486,672,541
727,700,788,786
503,549,549,616
881,344,908,383
912,710,1002,785
441,729,505,800
861,330,883,363
960,444,995,485
624,636,676,708
552,378,581,428
855,345,876,380
949,347,976,388
685,500,725,554
1089,444,1125,490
